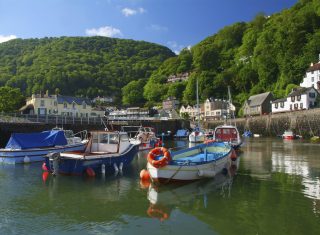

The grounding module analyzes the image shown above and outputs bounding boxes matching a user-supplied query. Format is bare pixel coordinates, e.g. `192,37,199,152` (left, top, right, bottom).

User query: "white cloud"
167,41,191,55
85,26,123,37
0,35,17,43
148,24,168,32
122,7,146,17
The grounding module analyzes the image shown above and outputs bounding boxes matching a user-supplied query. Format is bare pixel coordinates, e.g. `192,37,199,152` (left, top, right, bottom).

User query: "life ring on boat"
147,204,169,221
147,147,171,168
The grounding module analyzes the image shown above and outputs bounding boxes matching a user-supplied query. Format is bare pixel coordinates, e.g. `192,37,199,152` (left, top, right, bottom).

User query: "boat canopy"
175,129,188,137
5,130,68,149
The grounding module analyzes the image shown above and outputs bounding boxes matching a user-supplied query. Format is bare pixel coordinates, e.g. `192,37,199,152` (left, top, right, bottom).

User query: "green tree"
122,79,146,106
0,86,25,112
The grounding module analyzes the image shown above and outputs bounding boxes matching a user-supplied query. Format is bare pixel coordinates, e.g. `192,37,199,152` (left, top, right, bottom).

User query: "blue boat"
242,130,253,138
0,130,88,164
43,130,140,176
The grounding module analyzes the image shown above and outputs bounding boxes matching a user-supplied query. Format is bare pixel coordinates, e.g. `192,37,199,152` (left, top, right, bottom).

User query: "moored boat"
0,129,88,164
282,130,296,140
42,130,139,176
145,142,235,184
212,125,242,150
123,126,162,151
188,128,205,143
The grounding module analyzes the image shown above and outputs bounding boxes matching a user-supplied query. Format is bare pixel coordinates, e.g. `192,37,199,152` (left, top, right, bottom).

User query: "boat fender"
231,149,237,161
86,167,95,177
42,162,49,172
113,162,119,172
24,156,30,163
101,164,106,174
198,170,215,178
147,147,172,168
140,169,151,181
119,162,123,172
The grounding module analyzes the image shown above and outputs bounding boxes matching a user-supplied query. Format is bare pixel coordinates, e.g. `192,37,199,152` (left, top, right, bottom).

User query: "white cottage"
272,87,319,113
300,59,320,91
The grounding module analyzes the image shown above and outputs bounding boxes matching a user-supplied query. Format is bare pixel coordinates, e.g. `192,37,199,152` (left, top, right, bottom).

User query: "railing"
0,113,179,125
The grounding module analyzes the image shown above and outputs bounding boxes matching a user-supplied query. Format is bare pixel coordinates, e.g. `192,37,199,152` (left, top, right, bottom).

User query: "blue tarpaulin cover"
175,129,188,137
5,130,68,149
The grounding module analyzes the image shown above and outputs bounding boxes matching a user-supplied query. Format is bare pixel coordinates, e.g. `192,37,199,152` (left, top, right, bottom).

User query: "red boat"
282,130,296,140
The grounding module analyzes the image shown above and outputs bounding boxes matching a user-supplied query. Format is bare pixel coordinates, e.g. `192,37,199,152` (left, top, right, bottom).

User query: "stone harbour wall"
204,108,320,137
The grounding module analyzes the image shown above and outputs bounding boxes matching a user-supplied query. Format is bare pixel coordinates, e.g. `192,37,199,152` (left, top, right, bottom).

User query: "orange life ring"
147,204,169,221
147,147,171,168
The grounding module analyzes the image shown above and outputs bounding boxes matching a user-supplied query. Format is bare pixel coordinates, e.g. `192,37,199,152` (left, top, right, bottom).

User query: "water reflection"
146,160,239,221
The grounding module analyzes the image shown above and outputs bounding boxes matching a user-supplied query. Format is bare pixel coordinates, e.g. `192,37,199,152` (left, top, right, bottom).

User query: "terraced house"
20,93,105,117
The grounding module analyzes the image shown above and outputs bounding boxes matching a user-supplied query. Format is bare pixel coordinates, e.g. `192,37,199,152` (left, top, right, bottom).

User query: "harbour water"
1,138,320,235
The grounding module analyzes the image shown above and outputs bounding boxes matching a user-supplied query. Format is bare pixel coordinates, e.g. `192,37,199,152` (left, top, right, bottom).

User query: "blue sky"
0,0,297,54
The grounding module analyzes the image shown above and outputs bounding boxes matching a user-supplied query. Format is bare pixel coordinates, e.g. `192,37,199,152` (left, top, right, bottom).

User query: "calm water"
1,138,320,235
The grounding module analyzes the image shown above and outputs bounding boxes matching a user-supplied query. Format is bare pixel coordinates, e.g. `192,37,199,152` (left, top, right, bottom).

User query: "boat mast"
196,78,200,128
227,86,236,126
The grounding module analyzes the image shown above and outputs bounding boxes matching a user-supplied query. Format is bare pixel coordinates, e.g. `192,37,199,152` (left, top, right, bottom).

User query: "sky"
0,0,298,54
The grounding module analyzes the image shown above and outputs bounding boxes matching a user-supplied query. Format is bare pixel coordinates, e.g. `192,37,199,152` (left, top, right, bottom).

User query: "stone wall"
204,108,320,137
0,119,190,146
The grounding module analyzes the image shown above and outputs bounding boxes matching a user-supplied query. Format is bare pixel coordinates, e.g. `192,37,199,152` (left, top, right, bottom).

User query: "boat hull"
44,144,139,175
147,143,232,183
0,143,87,164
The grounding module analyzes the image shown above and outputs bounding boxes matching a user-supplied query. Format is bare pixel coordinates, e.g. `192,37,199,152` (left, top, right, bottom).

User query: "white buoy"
119,162,123,172
101,164,106,174
113,162,119,172
23,156,30,163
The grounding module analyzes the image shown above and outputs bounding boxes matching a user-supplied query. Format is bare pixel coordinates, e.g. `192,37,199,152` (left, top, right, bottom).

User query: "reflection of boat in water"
146,161,239,220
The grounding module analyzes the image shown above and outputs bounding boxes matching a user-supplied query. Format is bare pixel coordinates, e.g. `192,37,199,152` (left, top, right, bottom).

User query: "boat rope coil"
147,147,172,168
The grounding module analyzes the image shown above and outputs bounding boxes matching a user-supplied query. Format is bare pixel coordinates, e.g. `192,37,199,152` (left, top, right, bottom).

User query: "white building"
179,104,204,120
272,87,319,113
204,98,228,121
300,58,320,91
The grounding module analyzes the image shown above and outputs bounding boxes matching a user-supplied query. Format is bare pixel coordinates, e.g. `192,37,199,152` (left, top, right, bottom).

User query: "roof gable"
247,92,272,107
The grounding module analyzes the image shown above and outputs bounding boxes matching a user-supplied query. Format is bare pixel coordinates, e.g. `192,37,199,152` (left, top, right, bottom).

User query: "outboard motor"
48,152,60,176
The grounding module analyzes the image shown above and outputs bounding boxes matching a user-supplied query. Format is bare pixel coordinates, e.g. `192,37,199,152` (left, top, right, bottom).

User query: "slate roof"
246,92,272,107
272,98,287,103
307,63,320,72
57,95,91,105
288,87,317,97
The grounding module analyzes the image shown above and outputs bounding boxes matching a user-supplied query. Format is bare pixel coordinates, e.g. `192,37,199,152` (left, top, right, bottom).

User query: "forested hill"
143,0,320,113
0,37,175,104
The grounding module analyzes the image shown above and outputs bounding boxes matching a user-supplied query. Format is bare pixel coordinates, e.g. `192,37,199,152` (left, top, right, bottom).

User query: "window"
309,92,315,98
291,96,295,102
280,102,284,108
40,100,45,107
216,111,220,115
297,95,301,101
290,104,292,110
82,102,86,109
72,102,76,109
63,102,67,108
300,103,303,109
274,103,278,109
54,101,57,106
120,134,129,142
294,103,298,109
311,77,314,82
